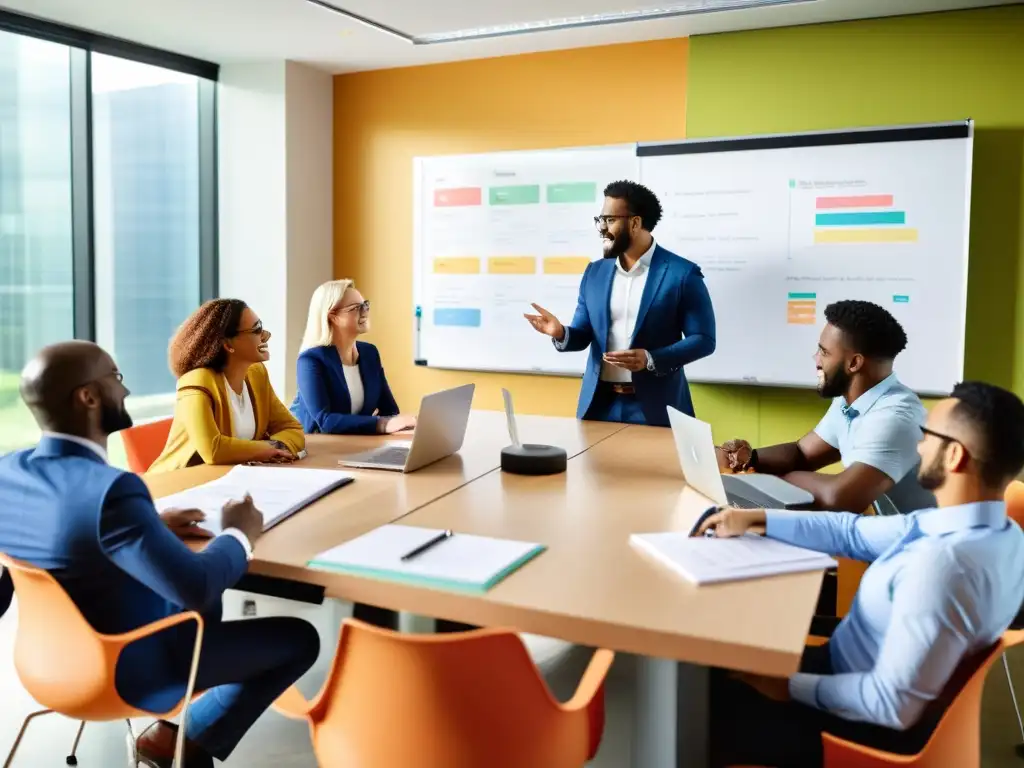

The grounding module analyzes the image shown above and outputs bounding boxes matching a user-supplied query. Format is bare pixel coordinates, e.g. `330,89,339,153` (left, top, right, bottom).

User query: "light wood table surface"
259,424,822,677
144,410,626,573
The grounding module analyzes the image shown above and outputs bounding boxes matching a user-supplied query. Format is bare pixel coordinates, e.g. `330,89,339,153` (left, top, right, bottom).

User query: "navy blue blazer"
558,244,716,426
291,342,400,435
0,436,248,698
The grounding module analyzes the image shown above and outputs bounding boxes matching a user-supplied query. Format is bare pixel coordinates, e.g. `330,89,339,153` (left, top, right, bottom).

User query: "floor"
0,592,1021,767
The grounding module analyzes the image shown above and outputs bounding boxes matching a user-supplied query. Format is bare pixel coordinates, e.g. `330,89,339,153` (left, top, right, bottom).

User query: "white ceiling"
1,0,1018,74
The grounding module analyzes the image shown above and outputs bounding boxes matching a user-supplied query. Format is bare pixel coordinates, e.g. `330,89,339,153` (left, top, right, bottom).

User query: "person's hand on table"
221,493,264,546
160,508,214,540
248,441,295,464
719,439,754,472
693,507,767,537
378,413,417,434
731,671,791,702
602,349,649,372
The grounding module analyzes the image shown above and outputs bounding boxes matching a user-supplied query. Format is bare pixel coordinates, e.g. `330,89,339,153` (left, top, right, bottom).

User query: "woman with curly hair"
147,299,305,473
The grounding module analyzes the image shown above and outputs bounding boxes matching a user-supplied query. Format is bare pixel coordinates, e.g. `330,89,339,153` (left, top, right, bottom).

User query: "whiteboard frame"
412,123,974,396
638,119,974,397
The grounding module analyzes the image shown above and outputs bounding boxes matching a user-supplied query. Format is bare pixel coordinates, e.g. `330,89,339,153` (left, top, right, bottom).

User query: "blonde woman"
291,280,415,435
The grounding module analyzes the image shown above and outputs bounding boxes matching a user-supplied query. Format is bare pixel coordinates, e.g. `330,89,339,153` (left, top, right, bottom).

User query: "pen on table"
400,529,454,561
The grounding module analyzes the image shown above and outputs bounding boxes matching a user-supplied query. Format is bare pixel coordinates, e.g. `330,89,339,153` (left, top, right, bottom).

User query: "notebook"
630,531,836,585
308,525,546,593
154,465,354,534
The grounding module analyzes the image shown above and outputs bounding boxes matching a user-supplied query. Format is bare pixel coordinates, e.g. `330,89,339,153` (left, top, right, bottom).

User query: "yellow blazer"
147,363,305,474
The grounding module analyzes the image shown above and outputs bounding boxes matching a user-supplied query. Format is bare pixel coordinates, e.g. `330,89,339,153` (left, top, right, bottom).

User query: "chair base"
1015,742,1024,759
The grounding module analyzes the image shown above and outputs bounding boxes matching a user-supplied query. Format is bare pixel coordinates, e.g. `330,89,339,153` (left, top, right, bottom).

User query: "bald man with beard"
0,341,319,768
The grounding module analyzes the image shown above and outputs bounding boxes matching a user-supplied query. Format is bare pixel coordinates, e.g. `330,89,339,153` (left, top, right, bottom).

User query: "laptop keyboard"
366,446,410,465
727,494,761,509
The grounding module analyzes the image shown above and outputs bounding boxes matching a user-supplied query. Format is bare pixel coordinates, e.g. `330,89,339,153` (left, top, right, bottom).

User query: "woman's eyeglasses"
234,320,265,336
339,300,371,315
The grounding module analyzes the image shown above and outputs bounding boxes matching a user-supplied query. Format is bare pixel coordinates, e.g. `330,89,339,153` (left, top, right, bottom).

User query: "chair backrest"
1005,480,1024,527
0,553,120,718
823,630,1024,767
305,620,594,768
121,417,173,474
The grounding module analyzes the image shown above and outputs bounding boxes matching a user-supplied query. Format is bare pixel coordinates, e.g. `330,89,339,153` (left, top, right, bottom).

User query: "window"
92,55,201,420
0,30,73,454
0,12,218,462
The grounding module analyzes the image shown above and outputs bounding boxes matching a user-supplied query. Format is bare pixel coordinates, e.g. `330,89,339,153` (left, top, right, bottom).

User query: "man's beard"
918,451,947,491
101,401,134,434
817,365,851,399
603,228,632,259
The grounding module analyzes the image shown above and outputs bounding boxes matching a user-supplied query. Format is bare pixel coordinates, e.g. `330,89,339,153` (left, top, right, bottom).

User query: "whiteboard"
639,121,973,396
412,122,973,395
413,145,638,375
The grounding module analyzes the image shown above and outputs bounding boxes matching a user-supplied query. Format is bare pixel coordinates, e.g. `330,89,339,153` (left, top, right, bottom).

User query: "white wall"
283,61,334,399
218,60,333,399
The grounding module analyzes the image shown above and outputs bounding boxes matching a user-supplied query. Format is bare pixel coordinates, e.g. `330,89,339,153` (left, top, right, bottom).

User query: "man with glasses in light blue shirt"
719,300,934,515
698,381,1024,767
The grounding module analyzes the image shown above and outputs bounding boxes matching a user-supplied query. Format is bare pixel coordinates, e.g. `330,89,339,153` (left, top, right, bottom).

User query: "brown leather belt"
605,382,636,395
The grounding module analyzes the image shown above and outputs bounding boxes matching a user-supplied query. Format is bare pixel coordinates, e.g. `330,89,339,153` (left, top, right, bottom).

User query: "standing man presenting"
525,180,716,426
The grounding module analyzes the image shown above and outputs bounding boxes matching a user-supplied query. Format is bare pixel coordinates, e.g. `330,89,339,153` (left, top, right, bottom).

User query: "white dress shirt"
342,363,365,414
224,377,257,440
41,431,255,561
600,240,656,383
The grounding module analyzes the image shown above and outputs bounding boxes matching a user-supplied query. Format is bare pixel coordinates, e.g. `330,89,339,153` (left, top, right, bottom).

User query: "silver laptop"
666,406,814,509
339,383,475,472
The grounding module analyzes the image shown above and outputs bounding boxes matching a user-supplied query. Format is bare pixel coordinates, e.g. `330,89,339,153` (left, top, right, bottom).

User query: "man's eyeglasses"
339,300,371,315
593,214,634,229
920,425,959,444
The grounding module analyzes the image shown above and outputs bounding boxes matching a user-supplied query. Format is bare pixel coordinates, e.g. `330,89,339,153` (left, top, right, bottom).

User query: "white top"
343,363,365,414
601,239,656,383
224,376,257,440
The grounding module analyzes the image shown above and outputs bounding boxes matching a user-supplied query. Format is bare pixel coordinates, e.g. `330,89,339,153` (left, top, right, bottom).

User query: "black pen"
400,529,454,561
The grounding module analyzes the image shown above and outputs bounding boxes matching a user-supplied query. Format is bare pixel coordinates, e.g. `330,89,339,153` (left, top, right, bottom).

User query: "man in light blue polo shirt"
698,380,1024,767
719,300,934,514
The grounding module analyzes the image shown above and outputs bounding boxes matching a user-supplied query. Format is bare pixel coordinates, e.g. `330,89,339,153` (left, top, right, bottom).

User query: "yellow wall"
333,39,688,415
684,6,1024,446
334,6,1024,443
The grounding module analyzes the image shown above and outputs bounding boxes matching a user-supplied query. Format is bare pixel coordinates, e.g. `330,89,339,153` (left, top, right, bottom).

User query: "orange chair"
0,553,204,768
733,629,1024,768
273,619,613,768
121,417,173,474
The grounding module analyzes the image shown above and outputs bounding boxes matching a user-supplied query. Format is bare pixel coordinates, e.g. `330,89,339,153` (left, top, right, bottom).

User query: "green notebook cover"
307,544,546,594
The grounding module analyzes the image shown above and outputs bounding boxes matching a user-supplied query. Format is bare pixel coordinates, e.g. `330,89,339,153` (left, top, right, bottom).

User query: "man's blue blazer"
0,436,249,686
558,244,716,426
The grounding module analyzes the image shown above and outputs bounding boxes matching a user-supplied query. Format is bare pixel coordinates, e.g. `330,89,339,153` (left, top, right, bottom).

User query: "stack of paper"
154,465,354,534
631,532,836,585
309,525,545,593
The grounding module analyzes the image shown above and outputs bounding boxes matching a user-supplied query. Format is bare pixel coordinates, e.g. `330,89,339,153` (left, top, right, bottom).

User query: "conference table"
144,409,825,767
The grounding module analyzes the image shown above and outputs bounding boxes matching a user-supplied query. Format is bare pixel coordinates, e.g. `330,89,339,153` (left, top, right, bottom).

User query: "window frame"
0,8,220,344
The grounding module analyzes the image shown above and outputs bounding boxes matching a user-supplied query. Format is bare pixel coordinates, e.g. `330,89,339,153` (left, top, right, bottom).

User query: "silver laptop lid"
666,406,728,507
404,383,476,471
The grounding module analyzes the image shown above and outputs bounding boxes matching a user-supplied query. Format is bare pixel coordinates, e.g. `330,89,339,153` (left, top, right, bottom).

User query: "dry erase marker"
400,529,453,561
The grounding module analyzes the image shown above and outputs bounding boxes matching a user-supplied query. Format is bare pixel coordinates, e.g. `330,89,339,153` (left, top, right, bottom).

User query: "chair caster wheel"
66,757,78,766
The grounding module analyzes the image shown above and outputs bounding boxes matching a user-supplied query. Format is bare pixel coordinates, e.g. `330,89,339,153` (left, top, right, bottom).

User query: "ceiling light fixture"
306,0,817,45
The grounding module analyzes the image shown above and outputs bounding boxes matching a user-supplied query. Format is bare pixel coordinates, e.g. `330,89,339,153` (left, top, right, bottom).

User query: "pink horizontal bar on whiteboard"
816,194,894,209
